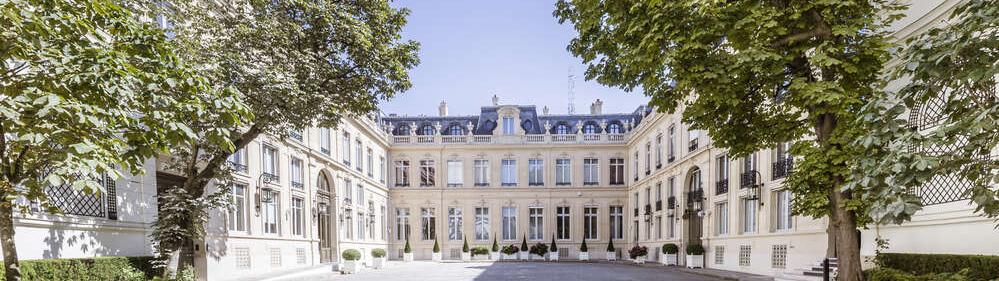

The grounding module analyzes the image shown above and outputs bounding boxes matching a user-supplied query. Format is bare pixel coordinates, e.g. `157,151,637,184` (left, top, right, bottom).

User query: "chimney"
590,99,603,115
438,100,448,116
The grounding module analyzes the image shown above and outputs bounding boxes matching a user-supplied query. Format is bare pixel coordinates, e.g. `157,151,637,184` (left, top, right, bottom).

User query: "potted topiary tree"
685,244,704,269
371,248,387,269
432,239,442,261
490,236,501,260
341,249,361,274
471,246,490,260
606,239,617,261
629,245,649,264
519,236,529,260
461,236,471,261
578,238,589,261
549,235,559,261
403,238,414,262
528,242,549,261
501,244,519,260
661,243,678,266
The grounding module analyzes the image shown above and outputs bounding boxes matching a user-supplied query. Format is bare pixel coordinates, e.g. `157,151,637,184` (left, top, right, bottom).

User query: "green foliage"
685,244,704,255
501,244,520,255
579,238,588,252
865,268,971,281
849,0,999,226
0,256,162,281
491,237,499,252
550,234,558,252
628,246,648,259
470,246,490,257
404,239,412,253
878,253,999,281
462,236,470,253
432,239,440,253
529,243,549,257
371,248,386,258
606,239,615,252
662,243,679,254
341,249,361,261
521,236,528,249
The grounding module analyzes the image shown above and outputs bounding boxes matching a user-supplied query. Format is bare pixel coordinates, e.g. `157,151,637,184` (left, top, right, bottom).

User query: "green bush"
663,243,679,254
341,249,361,261
606,239,615,252
0,256,162,281
462,236,470,253
878,253,999,280
491,237,499,252
550,235,558,252
404,239,412,253
685,244,704,255
580,238,588,252
501,244,519,255
865,268,971,281
529,243,549,256
432,239,440,253
471,246,490,256
371,248,386,258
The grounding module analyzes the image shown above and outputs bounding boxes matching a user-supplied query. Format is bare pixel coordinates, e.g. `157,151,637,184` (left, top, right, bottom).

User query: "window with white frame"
447,160,462,187
344,211,353,240
474,160,489,186
633,151,639,179
583,207,598,239
529,207,544,240
655,215,662,239
501,159,517,186
742,198,758,233
291,197,304,236
227,184,247,232
343,178,353,202
655,134,663,166
355,140,363,170
357,210,365,240
290,157,303,189
228,148,247,172
555,158,571,185
645,142,651,173
394,160,410,187
342,132,351,164
556,206,570,240
503,117,515,135
262,145,278,178
609,158,624,185
420,160,436,187
396,208,411,240
421,207,436,240
689,129,700,150
379,156,386,182
716,202,729,235
528,159,544,186
367,149,374,176
448,207,463,240
262,190,279,234
774,190,793,231
502,207,517,240
319,128,331,154
668,125,676,160
609,206,623,240
583,158,599,185
475,207,490,240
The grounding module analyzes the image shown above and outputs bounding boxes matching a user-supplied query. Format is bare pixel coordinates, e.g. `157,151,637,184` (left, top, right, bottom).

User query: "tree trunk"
0,201,21,281
826,193,838,258
833,189,863,281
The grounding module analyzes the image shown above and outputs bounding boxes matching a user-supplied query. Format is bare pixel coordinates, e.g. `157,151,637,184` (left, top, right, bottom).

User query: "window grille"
235,247,251,269
270,248,282,267
739,245,751,266
296,248,307,264
907,98,976,205
43,173,117,219
715,246,725,265
771,245,787,268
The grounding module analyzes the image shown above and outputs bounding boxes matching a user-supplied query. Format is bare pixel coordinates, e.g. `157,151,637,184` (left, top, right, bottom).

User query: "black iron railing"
667,196,677,209
716,180,729,195
740,171,757,189
655,200,662,211
772,157,793,180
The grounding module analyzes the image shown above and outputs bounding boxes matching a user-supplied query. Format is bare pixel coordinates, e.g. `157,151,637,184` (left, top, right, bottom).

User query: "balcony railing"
389,133,628,145
583,181,599,186
633,208,639,216
529,182,544,186
686,189,704,203
740,171,757,189
655,200,662,211
688,139,699,152
474,182,489,187
291,182,304,189
667,196,676,209
644,204,652,214
772,157,793,180
228,162,248,173
261,172,279,183
716,180,729,195
395,183,410,187
289,131,302,141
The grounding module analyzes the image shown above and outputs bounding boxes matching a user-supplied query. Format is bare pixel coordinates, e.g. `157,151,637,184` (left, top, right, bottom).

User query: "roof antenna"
567,67,576,115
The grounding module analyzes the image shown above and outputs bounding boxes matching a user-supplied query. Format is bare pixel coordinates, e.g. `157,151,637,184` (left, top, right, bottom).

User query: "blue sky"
381,1,650,116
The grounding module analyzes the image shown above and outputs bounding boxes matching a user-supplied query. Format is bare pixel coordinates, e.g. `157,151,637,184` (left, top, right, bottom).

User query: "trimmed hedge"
0,256,162,281
865,268,970,281
879,253,999,280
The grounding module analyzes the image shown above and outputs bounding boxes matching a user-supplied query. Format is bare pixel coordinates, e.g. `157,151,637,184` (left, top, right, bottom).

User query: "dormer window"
449,125,463,136
397,124,410,135
503,117,515,135
420,125,435,136
583,123,598,134
554,124,571,135
607,123,623,134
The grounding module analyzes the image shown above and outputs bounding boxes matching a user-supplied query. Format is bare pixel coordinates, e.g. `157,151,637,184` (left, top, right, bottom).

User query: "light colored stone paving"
266,261,727,281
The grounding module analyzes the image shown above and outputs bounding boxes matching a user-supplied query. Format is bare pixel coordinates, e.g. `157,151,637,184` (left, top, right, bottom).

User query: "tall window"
394,160,410,187
227,184,247,232
655,134,663,166
609,158,624,185
717,155,729,184
262,145,278,178
228,148,247,172
501,159,517,186
656,215,662,239
667,125,676,161
742,198,758,233
583,123,597,134
379,156,386,182
775,190,793,231
716,202,729,235
421,207,436,240
355,140,363,170
447,160,462,187
529,207,544,240
474,160,489,186
583,158,599,185
503,117,515,135
448,207,463,240
342,132,351,164
556,206,570,240
689,129,700,150
343,178,352,202
554,124,570,134
291,197,304,236
655,183,662,205
644,142,651,173
367,149,374,176
609,206,623,240
528,159,544,186
449,125,463,136
357,210,366,240
502,207,517,240
344,211,353,240
290,157,303,189
607,123,622,134
583,207,598,239
555,158,571,185
421,125,435,136
396,208,411,240
633,151,639,179
319,127,331,154
262,190,279,234
475,207,490,240
420,160,436,187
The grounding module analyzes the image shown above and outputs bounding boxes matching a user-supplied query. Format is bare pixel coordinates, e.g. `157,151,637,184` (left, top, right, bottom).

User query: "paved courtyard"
269,261,723,281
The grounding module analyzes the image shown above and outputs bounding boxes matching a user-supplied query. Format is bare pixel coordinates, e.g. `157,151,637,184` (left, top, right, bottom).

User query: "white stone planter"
686,254,704,269
341,260,360,274
490,252,500,260
403,252,414,262
549,251,559,261
606,252,617,261
372,257,387,269
578,252,589,261
502,253,517,260
661,253,677,266
519,251,529,260
432,252,442,262
530,254,544,260
461,252,471,261
634,255,646,264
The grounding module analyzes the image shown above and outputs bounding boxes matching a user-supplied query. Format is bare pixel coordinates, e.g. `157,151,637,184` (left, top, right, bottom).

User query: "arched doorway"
317,171,335,263
684,167,704,245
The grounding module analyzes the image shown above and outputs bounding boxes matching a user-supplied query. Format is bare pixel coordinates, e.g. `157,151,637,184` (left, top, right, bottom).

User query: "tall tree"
555,1,902,280
146,0,419,276
851,0,999,226
0,0,247,280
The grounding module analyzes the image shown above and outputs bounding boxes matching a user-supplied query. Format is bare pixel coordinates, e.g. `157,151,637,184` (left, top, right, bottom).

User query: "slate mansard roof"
382,104,652,136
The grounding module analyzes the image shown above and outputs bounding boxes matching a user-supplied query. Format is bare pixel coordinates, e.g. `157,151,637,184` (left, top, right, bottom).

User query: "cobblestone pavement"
271,261,723,281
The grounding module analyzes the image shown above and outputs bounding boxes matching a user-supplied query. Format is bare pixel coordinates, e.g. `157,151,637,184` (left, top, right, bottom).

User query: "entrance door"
684,168,703,244
318,201,333,263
